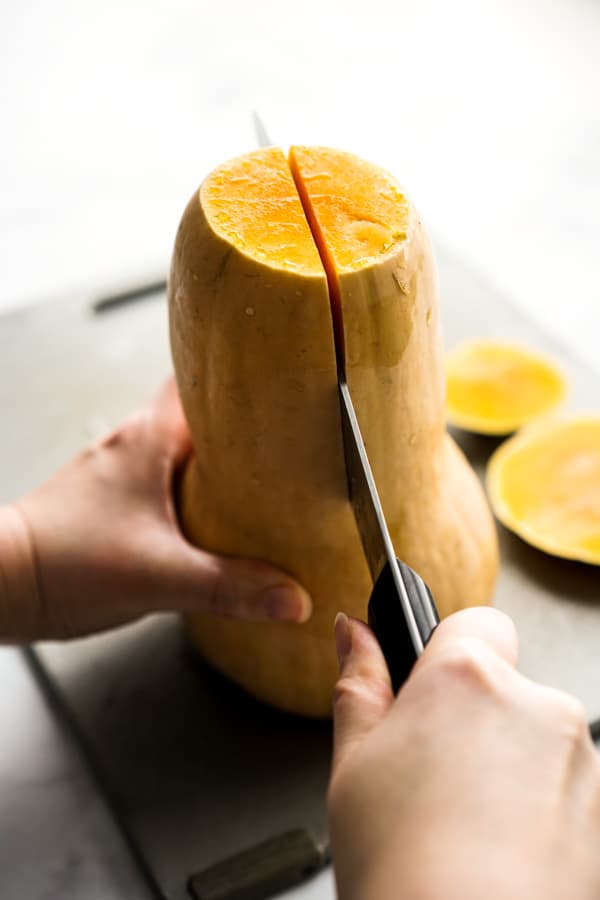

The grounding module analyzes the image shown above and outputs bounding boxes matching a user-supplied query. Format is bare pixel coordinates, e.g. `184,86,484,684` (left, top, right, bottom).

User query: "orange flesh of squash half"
446,339,567,435
487,416,600,564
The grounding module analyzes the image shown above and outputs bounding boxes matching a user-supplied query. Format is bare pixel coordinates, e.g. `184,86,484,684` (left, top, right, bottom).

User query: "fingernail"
262,585,312,622
334,612,352,669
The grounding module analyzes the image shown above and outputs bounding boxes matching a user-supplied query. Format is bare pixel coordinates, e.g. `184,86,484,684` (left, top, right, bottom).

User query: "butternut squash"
446,339,567,435
169,146,498,717
487,415,600,564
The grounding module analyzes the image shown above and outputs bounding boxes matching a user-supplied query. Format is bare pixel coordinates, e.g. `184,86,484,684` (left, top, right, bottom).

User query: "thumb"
149,539,313,623
332,614,394,769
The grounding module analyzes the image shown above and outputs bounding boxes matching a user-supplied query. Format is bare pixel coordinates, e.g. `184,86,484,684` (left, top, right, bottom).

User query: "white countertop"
1,0,599,897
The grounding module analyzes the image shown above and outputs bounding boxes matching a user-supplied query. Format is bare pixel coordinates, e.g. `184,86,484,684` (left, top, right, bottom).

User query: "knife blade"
338,379,439,691
252,110,274,148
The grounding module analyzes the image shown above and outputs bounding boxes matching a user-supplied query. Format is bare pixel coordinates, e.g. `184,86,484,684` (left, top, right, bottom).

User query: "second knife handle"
368,559,439,693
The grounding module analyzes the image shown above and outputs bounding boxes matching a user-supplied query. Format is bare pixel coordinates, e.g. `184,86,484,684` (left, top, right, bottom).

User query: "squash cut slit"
288,149,346,374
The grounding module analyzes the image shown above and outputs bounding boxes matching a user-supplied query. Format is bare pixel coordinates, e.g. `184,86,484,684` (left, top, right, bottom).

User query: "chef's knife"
338,379,439,691
251,113,439,688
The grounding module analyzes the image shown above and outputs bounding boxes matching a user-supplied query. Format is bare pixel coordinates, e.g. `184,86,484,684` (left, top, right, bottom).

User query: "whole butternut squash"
169,146,498,717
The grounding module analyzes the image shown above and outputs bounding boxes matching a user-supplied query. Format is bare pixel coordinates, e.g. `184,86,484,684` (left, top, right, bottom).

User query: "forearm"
0,504,40,643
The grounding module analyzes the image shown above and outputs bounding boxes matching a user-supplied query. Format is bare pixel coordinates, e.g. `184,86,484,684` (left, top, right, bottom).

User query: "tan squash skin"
169,148,498,718
336,224,498,618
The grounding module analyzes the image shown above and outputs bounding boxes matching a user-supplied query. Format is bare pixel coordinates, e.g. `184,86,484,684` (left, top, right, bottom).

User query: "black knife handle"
368,559,439,693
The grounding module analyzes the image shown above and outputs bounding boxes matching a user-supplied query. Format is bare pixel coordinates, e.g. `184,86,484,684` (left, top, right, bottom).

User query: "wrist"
0,504,40,643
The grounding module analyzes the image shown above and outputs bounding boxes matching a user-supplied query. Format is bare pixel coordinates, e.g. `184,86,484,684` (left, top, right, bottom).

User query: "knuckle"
332,674,391,728
333,675,371,711
530,683,591,753
432,639,499,696
553,693,589,743
99,411,148,452
73,414,149,483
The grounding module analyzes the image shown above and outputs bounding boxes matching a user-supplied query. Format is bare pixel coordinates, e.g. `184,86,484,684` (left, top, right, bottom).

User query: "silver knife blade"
252,111,273,148
339,379,426,656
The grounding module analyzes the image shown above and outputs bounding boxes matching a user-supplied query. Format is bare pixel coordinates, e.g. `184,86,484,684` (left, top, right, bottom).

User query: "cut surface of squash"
487,416,600,564
289,146,410,273
446,339,567,435
202,146,324,275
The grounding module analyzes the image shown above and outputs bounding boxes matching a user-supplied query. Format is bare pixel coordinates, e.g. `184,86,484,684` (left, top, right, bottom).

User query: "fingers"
332,614,394,769
150,541,312,623
415,606,519,674
331,606,518,771
152,375,193,466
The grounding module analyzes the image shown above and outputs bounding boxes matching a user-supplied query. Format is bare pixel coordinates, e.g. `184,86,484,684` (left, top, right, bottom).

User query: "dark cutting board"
1,244,599,900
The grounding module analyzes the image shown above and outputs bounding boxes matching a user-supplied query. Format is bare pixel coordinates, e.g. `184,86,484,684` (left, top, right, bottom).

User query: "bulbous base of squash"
395,436,499,619
184,613,342,719
180,436,498,719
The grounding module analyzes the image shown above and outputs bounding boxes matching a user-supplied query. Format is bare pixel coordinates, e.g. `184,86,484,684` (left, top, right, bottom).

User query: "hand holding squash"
0,377,311,643
329,609,600,900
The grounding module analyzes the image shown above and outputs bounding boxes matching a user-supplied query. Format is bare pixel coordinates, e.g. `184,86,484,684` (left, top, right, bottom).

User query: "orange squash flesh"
170,146,498,717
289,146,410,272
487,416,600,564
202,147,323,275
446,339,567,435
